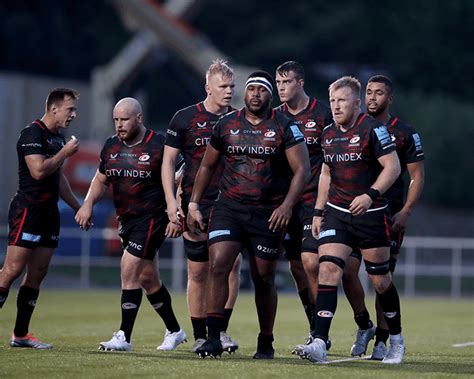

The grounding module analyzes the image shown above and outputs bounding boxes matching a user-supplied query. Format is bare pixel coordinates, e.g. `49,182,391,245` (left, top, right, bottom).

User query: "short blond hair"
206,59,234,84
329,76,361,98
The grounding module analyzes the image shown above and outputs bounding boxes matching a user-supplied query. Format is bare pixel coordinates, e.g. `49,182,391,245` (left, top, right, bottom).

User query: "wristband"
366,188,380,201
313,208,324,217
188,202,200,211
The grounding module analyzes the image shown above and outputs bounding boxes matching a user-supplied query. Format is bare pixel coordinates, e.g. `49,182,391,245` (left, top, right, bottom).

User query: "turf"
0,290,472,378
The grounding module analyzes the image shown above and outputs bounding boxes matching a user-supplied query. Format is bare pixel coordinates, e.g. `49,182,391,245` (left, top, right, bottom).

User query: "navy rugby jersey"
321,113,396,209
384,116,424,213
276,97,332,206
15,119,66,205
165,102,232,205
99,130,165,221
210,109,305,208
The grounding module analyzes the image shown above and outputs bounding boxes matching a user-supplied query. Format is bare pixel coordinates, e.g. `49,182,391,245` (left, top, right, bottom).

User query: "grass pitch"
0,290,472,378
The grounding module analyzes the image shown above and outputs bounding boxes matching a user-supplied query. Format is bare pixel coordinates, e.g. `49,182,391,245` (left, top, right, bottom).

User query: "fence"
1,226,473,297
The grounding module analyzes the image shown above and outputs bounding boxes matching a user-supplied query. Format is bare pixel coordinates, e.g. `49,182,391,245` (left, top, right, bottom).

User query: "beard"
367,103,387,117
245,96,271,117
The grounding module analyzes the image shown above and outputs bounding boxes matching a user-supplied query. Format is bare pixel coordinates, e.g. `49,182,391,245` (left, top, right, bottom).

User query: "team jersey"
384,116,424,213
321,113,396,209
165,102,232,205
210,108,305,208
276,97,332,206
99,129,166,221
15,119,66,205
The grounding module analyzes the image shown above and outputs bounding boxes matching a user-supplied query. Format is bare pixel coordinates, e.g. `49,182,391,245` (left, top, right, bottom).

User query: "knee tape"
364,259,390,275
319,255,346,270
183,238,208,262
389,256,397,273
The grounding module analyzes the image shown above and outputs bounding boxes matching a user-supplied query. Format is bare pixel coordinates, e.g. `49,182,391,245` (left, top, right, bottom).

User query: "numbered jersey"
210,109,305,208
99,130,166,221
321,113,396,209
15,120,66,205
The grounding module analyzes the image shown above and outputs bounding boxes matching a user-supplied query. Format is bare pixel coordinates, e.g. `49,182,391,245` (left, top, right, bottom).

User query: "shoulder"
390,117,418,136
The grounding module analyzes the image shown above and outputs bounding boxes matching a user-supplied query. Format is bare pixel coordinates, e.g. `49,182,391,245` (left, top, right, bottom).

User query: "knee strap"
183,238,208,262
364,259,390,275
319,255,346,270
389,256,397,273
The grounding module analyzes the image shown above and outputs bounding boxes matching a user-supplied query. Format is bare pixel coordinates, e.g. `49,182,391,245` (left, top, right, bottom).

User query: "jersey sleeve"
283,121,305,149
165,111,186,149
18,126,46,156
210,120,225,152
98,144,107,175
370,125,396,158
404,128,425,163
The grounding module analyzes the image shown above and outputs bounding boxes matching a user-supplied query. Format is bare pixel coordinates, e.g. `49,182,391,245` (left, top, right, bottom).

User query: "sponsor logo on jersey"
197,122,207,128
349,136,360,144
209,229,231,239
21,232,41,242
105,169,152,178
122,302,138,310
413,133,423,151
195,137,210,146
317,310,334,318
324,153,362,163
319,229,336,239
257,244,279,254
290,124,304,140
244,129,262,135
166,129,177,136
304,136,318,145
51,235,59,241
390,134,396,142
325,138,333,145
374,126,392,146
227,145,277,155
21,142,42,148
264,130,276,138
110,153,118,160
230,129,240,135
138,154,150,162
303,224,312,231
305,121,316,128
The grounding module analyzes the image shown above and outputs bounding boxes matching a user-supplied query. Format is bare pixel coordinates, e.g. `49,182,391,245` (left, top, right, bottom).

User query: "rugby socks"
206,313,224,340
191,317,207,340
298,288,312,325
0,287,9,308
120,288,142,343
354,308,373,330
376,282,402,335
375,327,390,345
13,286,39,337
222,308,234,332
147,285,180,333
311,284,338,342
257,333,274,350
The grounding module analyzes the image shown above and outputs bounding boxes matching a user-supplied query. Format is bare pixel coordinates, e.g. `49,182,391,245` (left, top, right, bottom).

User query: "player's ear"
205,83,211,96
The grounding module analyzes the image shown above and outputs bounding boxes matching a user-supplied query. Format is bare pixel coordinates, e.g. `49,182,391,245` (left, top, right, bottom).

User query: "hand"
166,200,183,225
268,204,292,232
186,206,205,235
165,221,182,238
391,209,410,233
63,136,80,157
75,204,93,231
349,194,373,216
312,216,322,239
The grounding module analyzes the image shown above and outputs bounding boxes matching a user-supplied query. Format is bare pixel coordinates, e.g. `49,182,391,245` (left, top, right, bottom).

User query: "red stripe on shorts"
142,218,154,258
383,214,391,244
13,208,28,245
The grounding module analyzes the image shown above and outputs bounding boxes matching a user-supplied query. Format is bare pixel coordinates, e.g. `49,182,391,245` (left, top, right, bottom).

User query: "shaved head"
114,97,142,115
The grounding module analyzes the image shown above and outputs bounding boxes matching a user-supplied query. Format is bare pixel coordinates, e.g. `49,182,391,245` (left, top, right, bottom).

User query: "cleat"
220,331,239,354
195,337,223,358
157,328,187,350
371,341,388,360
191,338,207,353
350,325,376,356
98,330,131,352
10,333,53,349
253,346,274,359
305,333,332,351
294,338,327,363
382,335,405,364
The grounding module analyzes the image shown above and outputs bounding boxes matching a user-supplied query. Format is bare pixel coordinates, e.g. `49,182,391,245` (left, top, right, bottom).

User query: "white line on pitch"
452,342,474,348
325,355,371,364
